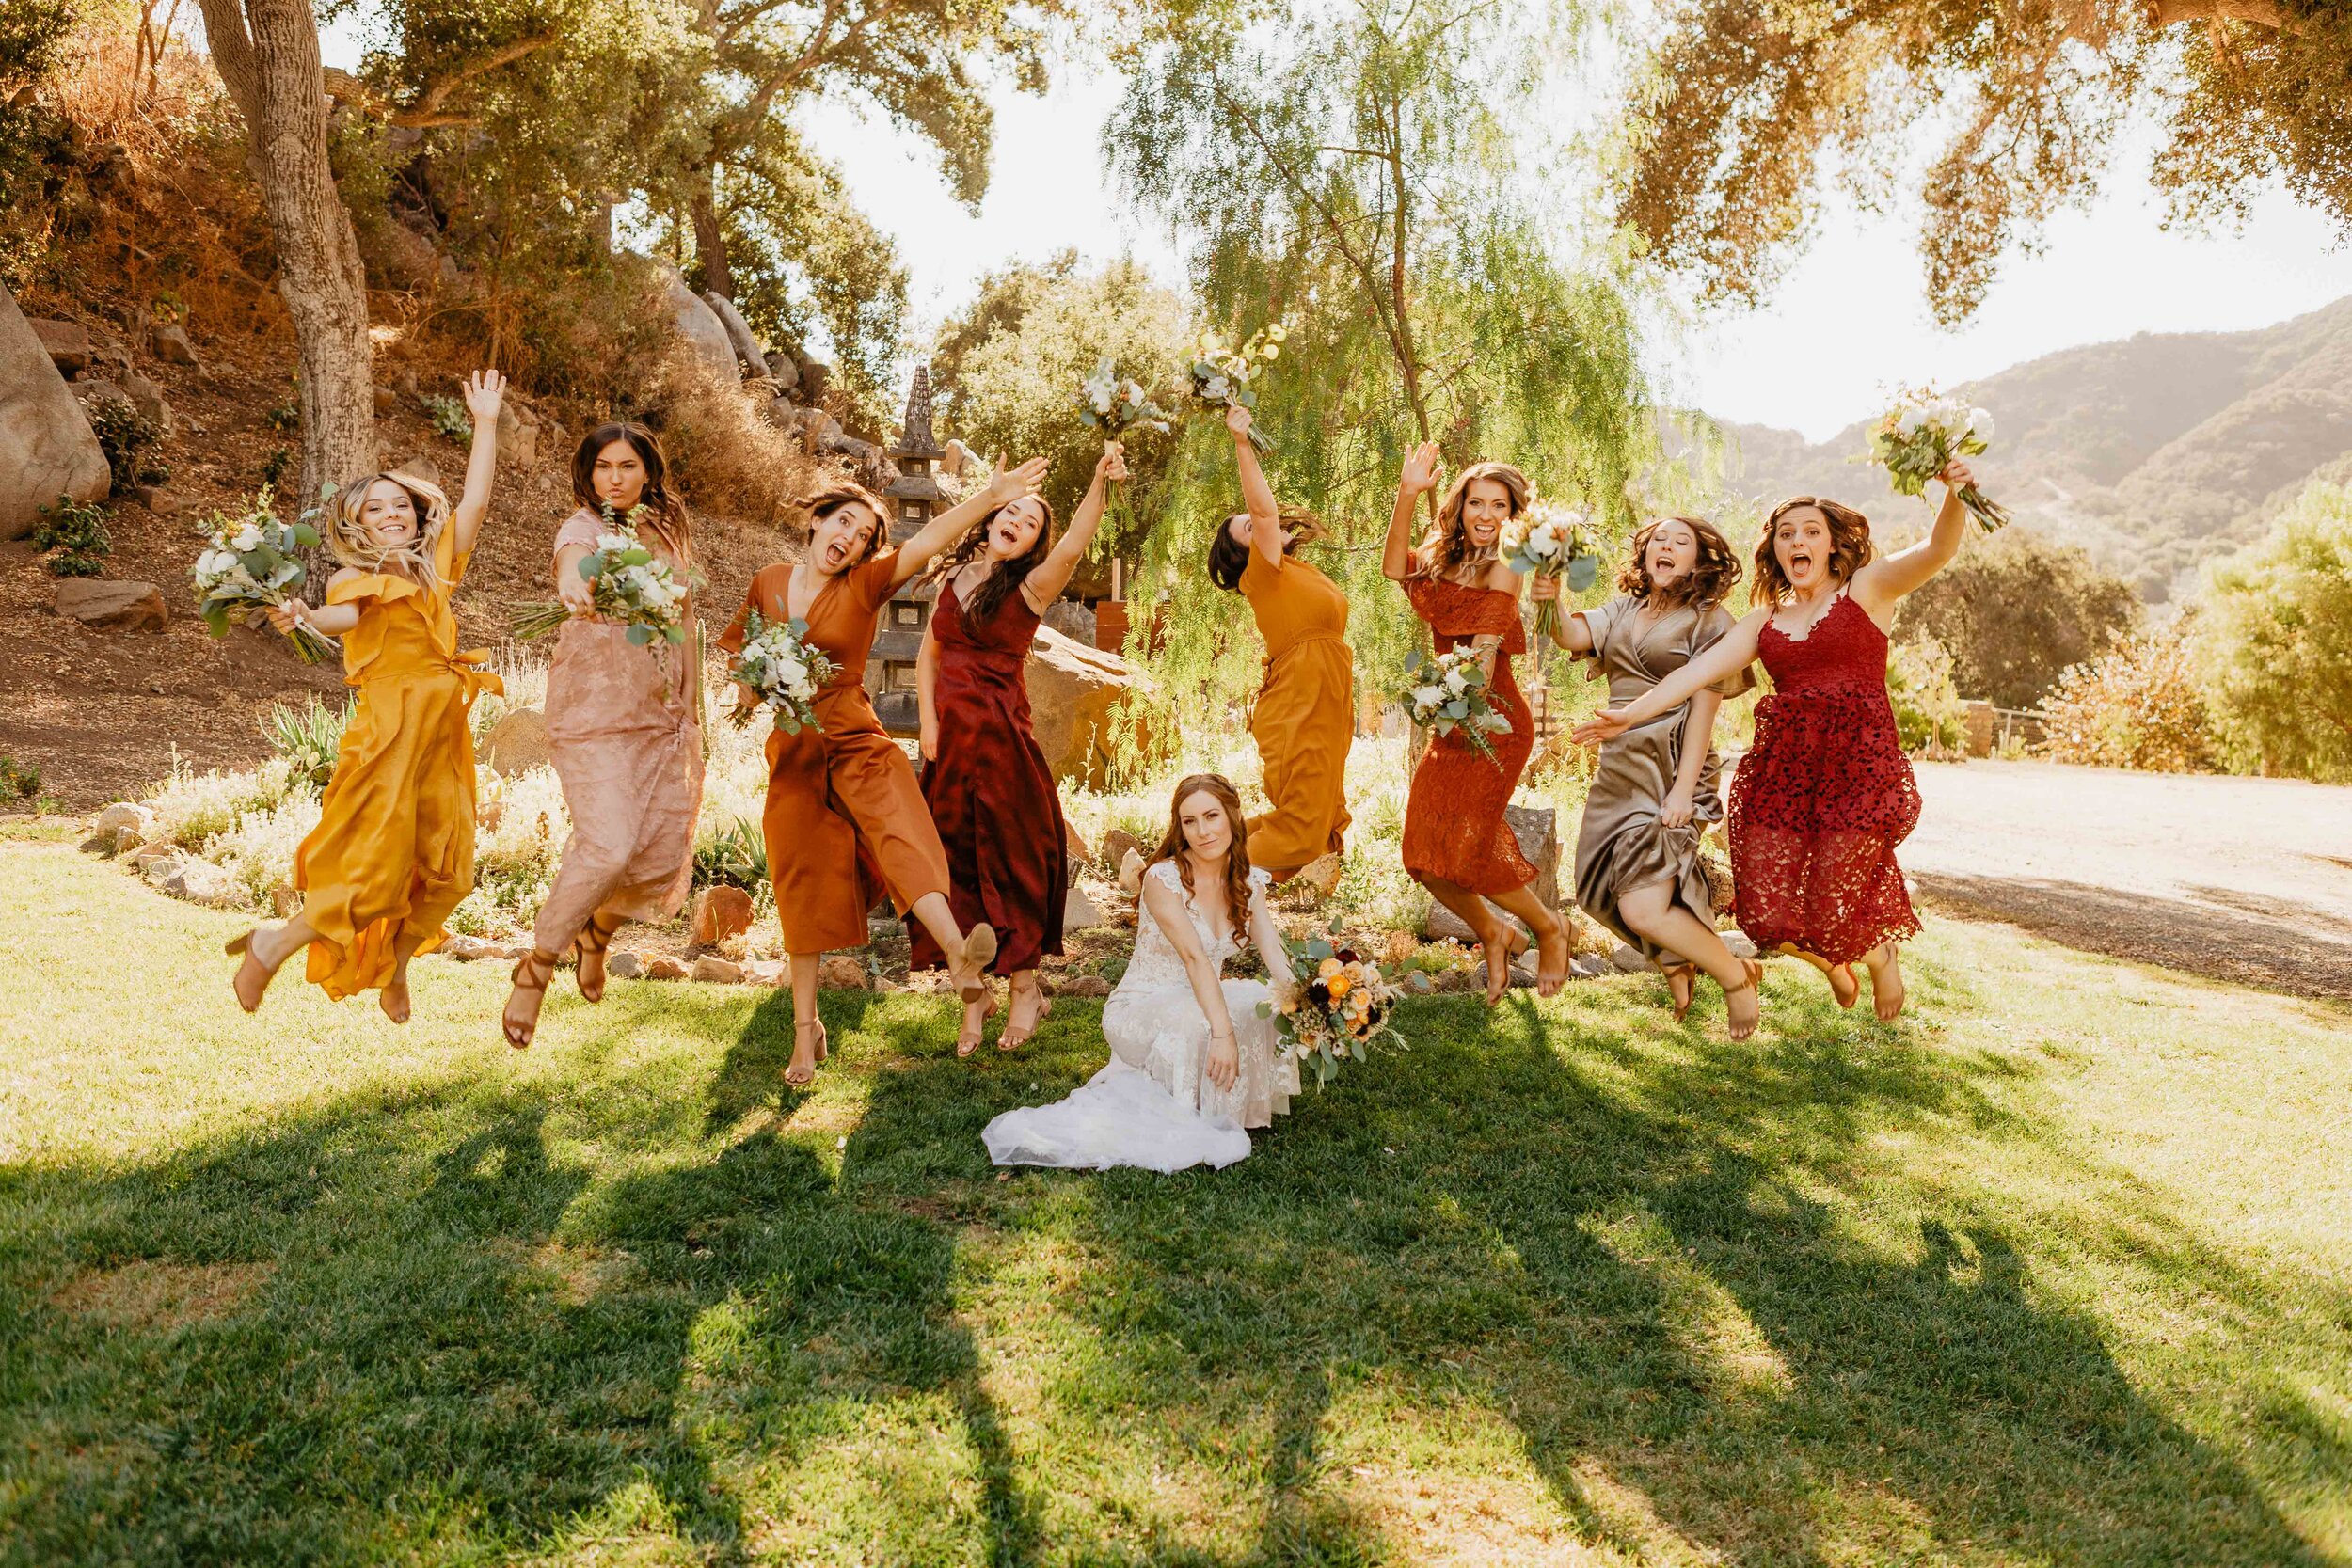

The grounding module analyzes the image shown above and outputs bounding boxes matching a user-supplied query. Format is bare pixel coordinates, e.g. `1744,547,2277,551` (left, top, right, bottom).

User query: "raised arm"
1228,405,1284,568
1854,460,1974,616
1138,869,1245,1093
1660,688,1724,828
916,617,941,762
1385,442,1441,582
1571,609,1766,745
447,370,507,557
891,455,1051,588
1528,574,1596,653
1024,442,1124,610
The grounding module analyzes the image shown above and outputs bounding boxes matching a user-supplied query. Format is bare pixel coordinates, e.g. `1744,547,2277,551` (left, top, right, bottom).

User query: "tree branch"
2143,0,2290,28
395,34,556,124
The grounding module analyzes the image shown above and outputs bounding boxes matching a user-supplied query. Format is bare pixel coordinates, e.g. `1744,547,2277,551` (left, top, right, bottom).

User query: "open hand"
1225,403,1253,439
1205,1031,1239,1092
461,369,507,424
1399,441,1442,497
1571,707,1632,747
984,455,1050,507
1937,457,1976,491
1097,440,1129,485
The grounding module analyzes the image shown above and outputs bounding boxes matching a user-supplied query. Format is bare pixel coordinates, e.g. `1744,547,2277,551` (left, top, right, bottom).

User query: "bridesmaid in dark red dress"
915,442,1124,1054
1384,443,1572,1004
1574,460,1980,1021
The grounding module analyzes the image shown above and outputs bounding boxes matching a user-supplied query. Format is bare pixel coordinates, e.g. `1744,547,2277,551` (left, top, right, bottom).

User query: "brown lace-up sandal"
504,948,559,1050
573,911,625,1003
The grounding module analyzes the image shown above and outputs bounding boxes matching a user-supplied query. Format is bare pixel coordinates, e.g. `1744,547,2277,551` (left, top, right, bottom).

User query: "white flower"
1968,407,1994,440
1204,373,1232,401
230,525,263,552
1443,668,1469,695
1411,684,1443,712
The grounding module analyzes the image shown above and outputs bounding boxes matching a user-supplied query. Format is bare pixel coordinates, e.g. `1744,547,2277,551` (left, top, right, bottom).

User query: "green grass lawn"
4,835,2349,1567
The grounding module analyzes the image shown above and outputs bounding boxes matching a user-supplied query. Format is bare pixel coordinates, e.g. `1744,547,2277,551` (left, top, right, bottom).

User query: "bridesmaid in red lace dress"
1574,460,1979,1021
915,442,1123,1056
1384,443,1572,1004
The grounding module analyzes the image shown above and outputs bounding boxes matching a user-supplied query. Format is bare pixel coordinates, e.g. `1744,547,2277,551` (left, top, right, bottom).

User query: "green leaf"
626,625,652,645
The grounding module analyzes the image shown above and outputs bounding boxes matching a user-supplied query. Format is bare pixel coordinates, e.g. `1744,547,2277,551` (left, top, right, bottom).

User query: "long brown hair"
1149,772,1254,949
1751,496,1874,608
1619,515,1741,609
1411,461,1528,581
1207,508,1325,592
800,480,892,567
573,421,691,565
928,494,1056,624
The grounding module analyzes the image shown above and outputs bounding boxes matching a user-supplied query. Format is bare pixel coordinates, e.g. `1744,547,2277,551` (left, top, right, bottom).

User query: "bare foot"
1477,922,1515,1005
1825,963,1859,1010
1725,959,1763,1040
786,1018,828,1086
1534,919,1569,998
955,989,999,1058
1862,944,1905,1020
1665,963,1696,1022
380,961,413,1024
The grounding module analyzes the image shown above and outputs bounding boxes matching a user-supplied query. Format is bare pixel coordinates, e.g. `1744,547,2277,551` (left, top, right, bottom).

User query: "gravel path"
1899,760,2352,1000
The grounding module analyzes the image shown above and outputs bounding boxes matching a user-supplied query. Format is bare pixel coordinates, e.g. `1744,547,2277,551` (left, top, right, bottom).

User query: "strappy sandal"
1663,961,1699,1022
948,924,997,1005
999,990,1053,1053
504,948,558,1051
956,990,1000,1059
573,911,624,1003
226,928,282,1015
786,1018,829,1087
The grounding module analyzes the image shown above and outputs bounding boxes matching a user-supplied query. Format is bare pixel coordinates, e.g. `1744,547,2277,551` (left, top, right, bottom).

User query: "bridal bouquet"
727,609,834,736
1396,645,1513,767
190,494,337,663
511,501,690,643
1867,388,2010,531
1260,917,1420,1087
1504,501,1601,641
1074,357,1173,439
1184,324,1284,451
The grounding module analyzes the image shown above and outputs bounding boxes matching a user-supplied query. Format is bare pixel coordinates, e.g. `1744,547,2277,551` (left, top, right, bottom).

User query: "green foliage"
2040,627,2219,774
1886,636,1967,753
32,496,110,578
692,816,768,891
260,446,293,494
1897,531,2142,709
2195,481,2352,783
422,393,472,442
0,754,40,800
0,0,72,286
84,393,159,490
261,695,350,791
264,380,301,434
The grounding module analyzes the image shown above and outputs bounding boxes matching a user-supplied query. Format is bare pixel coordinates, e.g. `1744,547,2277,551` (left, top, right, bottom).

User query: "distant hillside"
1702,297,2352,600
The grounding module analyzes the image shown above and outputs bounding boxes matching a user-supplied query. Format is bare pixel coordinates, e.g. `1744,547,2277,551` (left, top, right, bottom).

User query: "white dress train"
983,862,1298,1172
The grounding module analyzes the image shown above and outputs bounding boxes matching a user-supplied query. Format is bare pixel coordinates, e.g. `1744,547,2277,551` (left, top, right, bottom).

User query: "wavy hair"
1207,508,1325,592
1148,772,1254,951
1618,515,1742,609
799,480,892,568
1752,496,1874,608
1410,461,1528,581
323,471,450,593
573,421,691,565
927,494,1056,625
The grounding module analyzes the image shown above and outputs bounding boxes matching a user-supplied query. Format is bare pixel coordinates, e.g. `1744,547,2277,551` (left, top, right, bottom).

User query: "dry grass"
48,1259,274,1331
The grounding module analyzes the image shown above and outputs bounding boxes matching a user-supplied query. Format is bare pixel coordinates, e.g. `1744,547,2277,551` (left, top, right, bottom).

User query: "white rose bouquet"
512,500,691,643
1074,356,1173,440
190,494,337,663
1504,501,1601,642
1258,917,1421,1088
728,609,835,736
1867,388,2010,531
1184,324,1284,451
1395,645,1513,767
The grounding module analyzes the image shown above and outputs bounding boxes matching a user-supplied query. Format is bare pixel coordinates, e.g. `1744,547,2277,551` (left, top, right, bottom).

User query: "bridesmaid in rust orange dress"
1383,444,1571,1003
720,457,1050,1086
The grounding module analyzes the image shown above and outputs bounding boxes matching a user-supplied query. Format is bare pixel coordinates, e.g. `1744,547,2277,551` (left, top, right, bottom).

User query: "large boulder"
1024,626,1148,790
1041,599,1095,647
29,318,91,374
480,707,553,777
658,269,738,383
0,287,111,540
1422,804,1562,942
701,291,767,372
56,579,167,632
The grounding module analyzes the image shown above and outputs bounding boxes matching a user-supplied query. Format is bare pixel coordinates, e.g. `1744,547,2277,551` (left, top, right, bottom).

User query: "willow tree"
1616,0,2352,325
1101,0,1658,720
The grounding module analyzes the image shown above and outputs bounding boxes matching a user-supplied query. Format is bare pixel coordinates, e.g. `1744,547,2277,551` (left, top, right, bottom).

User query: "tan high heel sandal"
956,990,1000,1059
786,1018,829,1087
998,991,1053,1053
948,924,997,1005
504,948,559,1050
1664,962,1700,1022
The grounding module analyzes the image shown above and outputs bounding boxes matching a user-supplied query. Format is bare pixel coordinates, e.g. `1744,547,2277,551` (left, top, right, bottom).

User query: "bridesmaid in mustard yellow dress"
227,370,508,1022
1204,404,1353,879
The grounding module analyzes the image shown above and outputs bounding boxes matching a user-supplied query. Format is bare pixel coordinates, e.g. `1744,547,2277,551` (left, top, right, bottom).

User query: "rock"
606,950,644,980
495,399,542,468
1064,819,1093,872
1722,930,1757,959
658,268,738,383
56,579,167,632
760,394,802,433
1025,627,1150,790
1052,972,1112,998
702,291,768,373
373,386,401,416
1117,847,1146,895
942,437,978,479
151,323,199,366
78,832,114,855
818,954,868,990
0,286,111,540
797,358,832,404
481,708,552,777
151,855,236,906
1099,827,1143,872
130,841,179,869
742,958,786,987
800,409,842,456
119,372,170,436
1041,598,1096,647
389,454,442,490
1474,962,1538,991
644,955,691,981
1610,944,1656,975
762,350,801,394
691,885,755,945
1571,954,1610,978
127,484,181,515
1063,883,1106,933
438,934,498,961
1425,967,1474,994
29,318,91,373
690,955,743,984
96,801,155,839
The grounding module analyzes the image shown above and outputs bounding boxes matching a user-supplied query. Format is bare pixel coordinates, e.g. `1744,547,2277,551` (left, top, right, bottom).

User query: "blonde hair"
325,472,452,592
1411,461,1528,582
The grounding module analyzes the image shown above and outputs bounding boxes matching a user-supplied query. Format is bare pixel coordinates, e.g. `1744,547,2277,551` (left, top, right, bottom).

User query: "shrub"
261,695,348,790
147,756,300,848
1897,530,2141,708
2039,627,2219,773
32,495,110,577
422,394,472,442
1887,636,1967,752
0,754,40,800
644,342,815,524
207,793,322,909
692,817,768,891
85,392,161,490
2195,482,2352,783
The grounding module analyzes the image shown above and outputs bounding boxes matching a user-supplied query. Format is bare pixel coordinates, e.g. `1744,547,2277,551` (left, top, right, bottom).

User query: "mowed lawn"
4,834,2350,1568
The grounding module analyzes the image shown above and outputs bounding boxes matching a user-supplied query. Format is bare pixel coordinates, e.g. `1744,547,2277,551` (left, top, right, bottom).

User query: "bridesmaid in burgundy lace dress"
1383,443,1572,1004
1574,460,1979,1021
915,442,1123,1055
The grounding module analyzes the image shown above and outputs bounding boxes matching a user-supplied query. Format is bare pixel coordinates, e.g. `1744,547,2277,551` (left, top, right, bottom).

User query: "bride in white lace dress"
984,774,1300,1171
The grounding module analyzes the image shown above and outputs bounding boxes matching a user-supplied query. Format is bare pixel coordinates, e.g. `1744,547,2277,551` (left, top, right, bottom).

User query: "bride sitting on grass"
984,773,1300,1172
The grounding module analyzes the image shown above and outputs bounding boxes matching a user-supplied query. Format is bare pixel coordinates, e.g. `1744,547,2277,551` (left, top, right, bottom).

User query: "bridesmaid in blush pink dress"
502,423,705,1048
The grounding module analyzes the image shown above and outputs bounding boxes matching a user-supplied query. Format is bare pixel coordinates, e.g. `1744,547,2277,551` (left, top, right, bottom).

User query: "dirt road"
1900,760,2352,1000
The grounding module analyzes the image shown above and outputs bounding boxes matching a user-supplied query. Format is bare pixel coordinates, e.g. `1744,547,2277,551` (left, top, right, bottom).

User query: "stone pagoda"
866,364,948,736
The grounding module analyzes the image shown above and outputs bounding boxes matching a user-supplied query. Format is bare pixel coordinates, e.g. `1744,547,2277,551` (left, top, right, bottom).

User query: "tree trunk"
197,0,375,515
691,175,735,302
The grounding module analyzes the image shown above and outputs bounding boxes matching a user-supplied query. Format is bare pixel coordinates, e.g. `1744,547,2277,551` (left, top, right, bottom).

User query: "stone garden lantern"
867,364,946,736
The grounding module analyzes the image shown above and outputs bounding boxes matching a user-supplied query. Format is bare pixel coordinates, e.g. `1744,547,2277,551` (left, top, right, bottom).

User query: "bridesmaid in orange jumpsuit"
228,370,508,1022
1383,443,1572,1004
720,456,1050,1086
1205,403,1353,880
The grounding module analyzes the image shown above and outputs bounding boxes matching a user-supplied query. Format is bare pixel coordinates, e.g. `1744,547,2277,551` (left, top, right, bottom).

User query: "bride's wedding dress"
983,861,1299,1171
